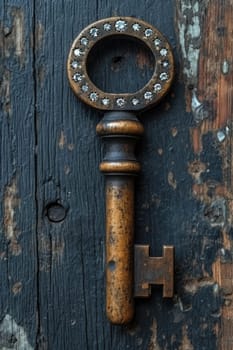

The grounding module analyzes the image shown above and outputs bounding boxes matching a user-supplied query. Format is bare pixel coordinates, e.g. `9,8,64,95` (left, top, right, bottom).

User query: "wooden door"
1,1,233,349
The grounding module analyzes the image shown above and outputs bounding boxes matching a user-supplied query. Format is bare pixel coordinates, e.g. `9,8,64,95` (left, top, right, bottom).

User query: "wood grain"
176,1,233,349
0,1,37,348
1,0,229,349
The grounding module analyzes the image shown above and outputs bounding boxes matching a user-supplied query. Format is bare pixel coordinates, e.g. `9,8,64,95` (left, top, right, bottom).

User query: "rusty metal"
134,245,174,298
105,177,135,324
97,112,143,324
67,17,175,325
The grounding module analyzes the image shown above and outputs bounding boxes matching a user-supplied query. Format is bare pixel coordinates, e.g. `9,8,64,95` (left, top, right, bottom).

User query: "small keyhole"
87,36,155,94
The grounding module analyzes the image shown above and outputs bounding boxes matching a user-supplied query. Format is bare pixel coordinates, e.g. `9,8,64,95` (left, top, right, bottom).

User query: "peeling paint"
168,171,177,190
217,130,226,143
171,127,178,137
148,319,161,350
176,1,205,85
64,165,71,174
184,278,215,295
35,21,44,51
0,7,26,119
0,7,25,66
0,314,33,350
12,281,23,295
191,91,211,123
0,69,12,117
157,148,163,155
188,160,206,184
13,9,24,61
222,59,229,75
3,177,21,256
180,325,193,350
58,131,74,151
204,198,226,227
67,143,74,151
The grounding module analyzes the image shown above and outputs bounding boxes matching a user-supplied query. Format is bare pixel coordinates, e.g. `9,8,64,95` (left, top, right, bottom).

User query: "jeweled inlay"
115,20,127,32
160,48,168,56
144,91,153,100
103,23,111,31
162,60,169,68
80,37,89,46
90,92,98,101
154,83,162,92
132,23,141,31
160,72,169,81
154,38,161,46
74,48,84,57
90,27,99,37
71,60,80,69
102,98,110,106
132,98,140,106
73,73,83,82
144,28,153,37
81,84,89,92
116,98,126,107
67,17,174,112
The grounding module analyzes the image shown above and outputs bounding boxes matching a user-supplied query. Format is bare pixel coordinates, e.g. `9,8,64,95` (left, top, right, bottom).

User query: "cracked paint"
0,314,33,350
176,1,204,85
3,177,21,256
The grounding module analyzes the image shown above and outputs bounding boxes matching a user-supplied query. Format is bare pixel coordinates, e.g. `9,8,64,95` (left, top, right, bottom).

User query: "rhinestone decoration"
160,48,168,56
74,48,84,57
154,38,161,46
132,23,141,31
73,73,83,82
144,91,153,100
162,60,169,68
90,92,98,101
160,72,169,81
80,37,89,46
102,98,110,106
90,27,99,37
115,20,127,32
68,17,174,111
103,23,111,31
81,84,89,92
154,83,162,92
71,60,80,69
132,98,140,106
116,98,126,107
144,28,153,37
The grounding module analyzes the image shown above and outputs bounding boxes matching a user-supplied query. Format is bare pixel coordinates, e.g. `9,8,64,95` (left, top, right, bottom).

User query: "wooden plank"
176,1,233,349
1,0,229,348
34,0,186,349
0,0,37,348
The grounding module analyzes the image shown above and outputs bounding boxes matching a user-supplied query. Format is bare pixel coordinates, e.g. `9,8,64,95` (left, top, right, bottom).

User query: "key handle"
67,17,174,111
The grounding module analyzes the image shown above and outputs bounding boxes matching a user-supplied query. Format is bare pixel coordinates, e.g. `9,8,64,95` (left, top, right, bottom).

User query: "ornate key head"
67,17,174,112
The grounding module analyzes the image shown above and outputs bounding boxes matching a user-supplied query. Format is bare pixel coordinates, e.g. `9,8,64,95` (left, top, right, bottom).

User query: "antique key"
67,17,174,324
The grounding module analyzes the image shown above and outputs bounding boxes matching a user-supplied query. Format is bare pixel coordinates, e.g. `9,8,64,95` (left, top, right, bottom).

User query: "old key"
67,17,175,324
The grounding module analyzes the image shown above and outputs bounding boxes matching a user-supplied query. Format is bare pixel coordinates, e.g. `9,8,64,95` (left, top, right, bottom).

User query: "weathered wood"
176,1,233,349
34,1,181,348
2,0,232,349
0,1,37,348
